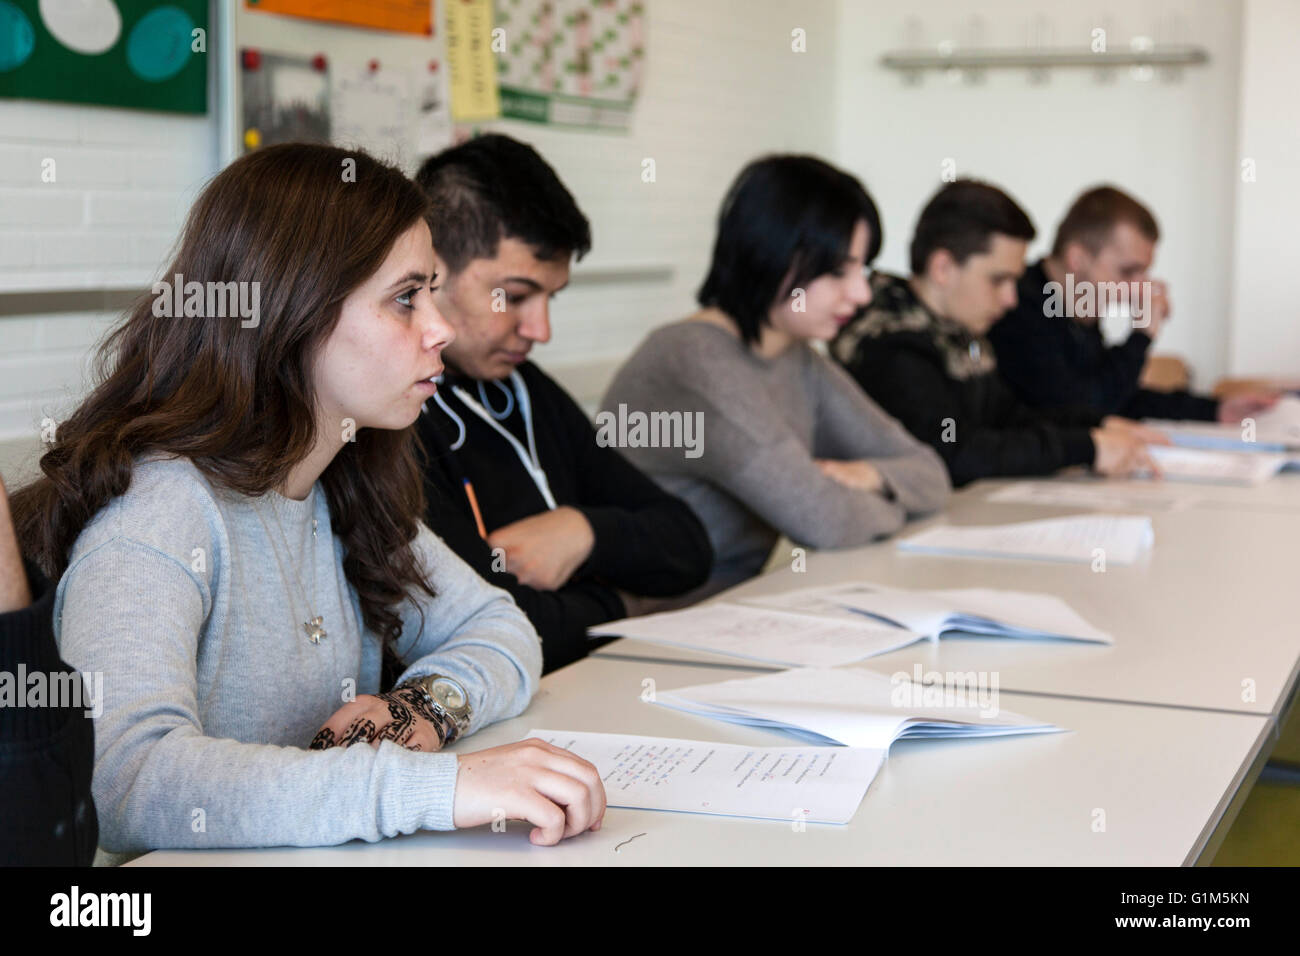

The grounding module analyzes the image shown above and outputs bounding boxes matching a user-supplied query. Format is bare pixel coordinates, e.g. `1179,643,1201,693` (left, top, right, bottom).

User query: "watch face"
431,678,467,711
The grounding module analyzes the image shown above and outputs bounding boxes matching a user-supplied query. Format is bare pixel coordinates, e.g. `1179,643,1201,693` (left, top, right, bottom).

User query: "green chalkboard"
0,0,208,114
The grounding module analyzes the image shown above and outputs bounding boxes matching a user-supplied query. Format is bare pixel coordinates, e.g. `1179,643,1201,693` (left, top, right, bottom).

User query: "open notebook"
653,667,1062,749
1143,446,1293,486
747,582,1114,645
1148,394,1300,451
589,602,922,667
590,582,1112,668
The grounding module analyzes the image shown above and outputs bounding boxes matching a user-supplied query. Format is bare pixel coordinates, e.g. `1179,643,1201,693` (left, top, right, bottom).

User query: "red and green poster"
495,0,644,131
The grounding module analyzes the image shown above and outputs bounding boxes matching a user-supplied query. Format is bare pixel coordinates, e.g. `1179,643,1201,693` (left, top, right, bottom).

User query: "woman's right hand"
1090,428,1159,478
815,458,884,492
453,738,606,845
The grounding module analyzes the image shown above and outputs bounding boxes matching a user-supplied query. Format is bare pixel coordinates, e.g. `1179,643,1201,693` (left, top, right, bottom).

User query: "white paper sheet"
588,602,922,667
1256,394,1300,438
529,729,883,824
986,481,1197,512
1145,446,1289,486
652,668,1061,749
331,62,416,170
413,62,453,156
896,514,1153,565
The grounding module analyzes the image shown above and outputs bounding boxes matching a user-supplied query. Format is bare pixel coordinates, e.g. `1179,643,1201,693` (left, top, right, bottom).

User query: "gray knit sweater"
53,455,541,855
601,320,951,596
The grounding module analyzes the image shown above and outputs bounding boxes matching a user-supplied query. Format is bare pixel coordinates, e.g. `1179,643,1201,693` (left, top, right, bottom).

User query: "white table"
595,487,1300,724
130,657,1271,867
130,473,1298,866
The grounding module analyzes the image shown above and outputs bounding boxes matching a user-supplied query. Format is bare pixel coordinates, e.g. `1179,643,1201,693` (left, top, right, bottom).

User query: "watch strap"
401,674,469,745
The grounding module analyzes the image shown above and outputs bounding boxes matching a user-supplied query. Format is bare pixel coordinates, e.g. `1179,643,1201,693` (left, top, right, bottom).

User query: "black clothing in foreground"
416,360,713,673
832,272,1101,488
989,259,1219,422
0,559,98,865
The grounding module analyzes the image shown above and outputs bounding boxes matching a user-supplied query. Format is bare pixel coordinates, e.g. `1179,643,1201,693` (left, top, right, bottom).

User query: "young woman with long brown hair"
11,143,604,857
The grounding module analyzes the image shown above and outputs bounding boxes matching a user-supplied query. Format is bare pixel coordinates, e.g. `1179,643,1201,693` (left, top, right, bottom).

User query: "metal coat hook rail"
881,45,1209,72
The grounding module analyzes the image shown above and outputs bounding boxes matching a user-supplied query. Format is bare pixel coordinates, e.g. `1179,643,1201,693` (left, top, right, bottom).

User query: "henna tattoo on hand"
308,686,452,753
375,698,416,748
380,686,448,751
338,716,378,747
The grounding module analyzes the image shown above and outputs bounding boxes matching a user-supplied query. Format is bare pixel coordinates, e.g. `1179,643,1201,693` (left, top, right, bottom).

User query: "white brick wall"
0,89,216,462
0,97,213,293
0,309,115,432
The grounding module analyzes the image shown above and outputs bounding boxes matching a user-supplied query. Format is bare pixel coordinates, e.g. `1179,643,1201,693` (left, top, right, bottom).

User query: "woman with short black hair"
602,155,949,598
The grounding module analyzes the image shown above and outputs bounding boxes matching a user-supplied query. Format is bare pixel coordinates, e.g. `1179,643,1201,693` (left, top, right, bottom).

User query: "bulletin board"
233,0,453,171
0,0,209,113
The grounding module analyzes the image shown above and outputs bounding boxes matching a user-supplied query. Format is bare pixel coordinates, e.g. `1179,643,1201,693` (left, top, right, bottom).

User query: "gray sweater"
53,455,541,855
601,321,950,596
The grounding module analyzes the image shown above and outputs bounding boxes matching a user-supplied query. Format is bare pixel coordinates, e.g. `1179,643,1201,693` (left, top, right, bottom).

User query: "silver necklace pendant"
303,616,327,644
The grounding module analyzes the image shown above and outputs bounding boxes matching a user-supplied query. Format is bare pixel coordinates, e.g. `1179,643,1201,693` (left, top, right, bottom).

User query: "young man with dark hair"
833,180,1158,487
412,134,712,673
989,185,1276,423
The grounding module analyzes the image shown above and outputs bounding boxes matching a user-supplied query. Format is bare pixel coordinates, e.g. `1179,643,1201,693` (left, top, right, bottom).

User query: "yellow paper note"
445,0,500,121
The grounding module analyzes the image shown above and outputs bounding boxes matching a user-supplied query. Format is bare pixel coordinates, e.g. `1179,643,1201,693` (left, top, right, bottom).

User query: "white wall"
0,102,213,294
1227,0,1300,379
833,0,1244,389
0,13,218,483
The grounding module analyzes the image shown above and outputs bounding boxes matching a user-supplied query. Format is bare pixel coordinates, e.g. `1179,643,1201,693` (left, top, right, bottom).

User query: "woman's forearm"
0,477,32,613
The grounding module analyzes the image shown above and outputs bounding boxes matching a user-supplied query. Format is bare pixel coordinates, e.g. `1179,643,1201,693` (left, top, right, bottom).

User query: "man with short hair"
833,179,1157,487
989,185,1275,423
412,134,712,673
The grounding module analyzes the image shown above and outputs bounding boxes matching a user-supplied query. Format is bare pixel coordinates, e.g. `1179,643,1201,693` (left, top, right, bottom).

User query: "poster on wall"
445,0,499,121
239,49,330,151
331,60,416,168
239,50,452,168
414,58,454,155
244,0,433,36
494,0,644,131
0,0,208,113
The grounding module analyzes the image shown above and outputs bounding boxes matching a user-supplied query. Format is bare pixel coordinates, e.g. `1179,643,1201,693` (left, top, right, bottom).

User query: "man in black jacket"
989,185,1276,423
833,180,1158,488
411,135,712,673
1,473,97,865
